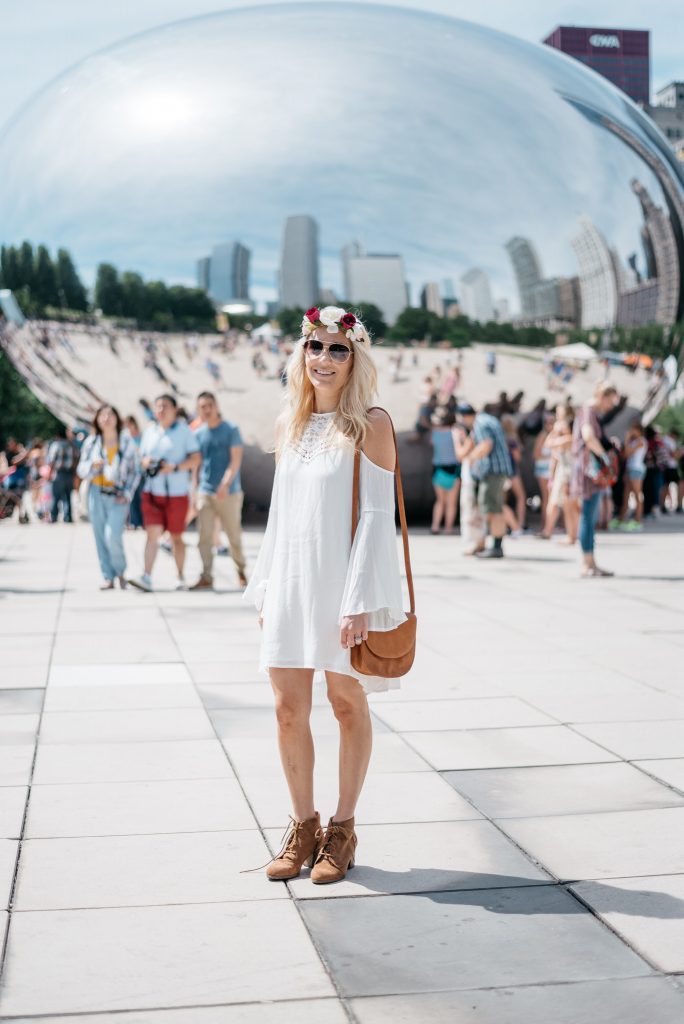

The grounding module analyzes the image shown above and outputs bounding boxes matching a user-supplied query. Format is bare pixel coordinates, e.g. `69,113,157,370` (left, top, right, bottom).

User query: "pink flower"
305,307,321,323
340,312,357,329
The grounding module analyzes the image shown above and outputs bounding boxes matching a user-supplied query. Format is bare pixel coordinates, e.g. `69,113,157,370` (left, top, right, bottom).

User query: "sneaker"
189,576,213,591
608,518,620,531
216,546,230,557
129,573,153,592
160,540,173,554
509,529,523,539
176,577,189,591
477,547,504,559
625,520,643,532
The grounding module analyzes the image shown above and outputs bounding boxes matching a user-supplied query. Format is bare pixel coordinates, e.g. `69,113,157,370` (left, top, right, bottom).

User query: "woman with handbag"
570,382,619,578
244,306,415,885
77,405,141,589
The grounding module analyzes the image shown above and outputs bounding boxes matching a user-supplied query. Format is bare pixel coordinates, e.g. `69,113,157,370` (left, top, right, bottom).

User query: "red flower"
340,312,357,329
305,307,321,323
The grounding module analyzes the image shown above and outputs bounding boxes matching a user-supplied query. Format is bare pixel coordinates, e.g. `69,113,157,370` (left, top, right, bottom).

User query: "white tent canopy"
549,342,598,362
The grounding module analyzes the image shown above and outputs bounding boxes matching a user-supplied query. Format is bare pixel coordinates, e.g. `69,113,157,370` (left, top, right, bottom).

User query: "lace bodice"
287,412,340,463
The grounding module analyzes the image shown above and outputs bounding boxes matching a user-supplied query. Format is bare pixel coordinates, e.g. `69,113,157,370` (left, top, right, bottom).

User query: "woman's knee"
327,686,368,725
273,694,311,730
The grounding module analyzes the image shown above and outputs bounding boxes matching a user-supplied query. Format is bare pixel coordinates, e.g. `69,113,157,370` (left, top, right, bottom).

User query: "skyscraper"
196,256,210,292
571,216,617,329
209,242,250,305
459,268,494,323
505,237,543,317
420,282,444,317
543,26,650,105
342,247,408,326
279,215,319,310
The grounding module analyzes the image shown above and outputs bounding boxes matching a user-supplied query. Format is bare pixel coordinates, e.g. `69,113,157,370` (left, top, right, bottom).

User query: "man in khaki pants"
190,392,248,590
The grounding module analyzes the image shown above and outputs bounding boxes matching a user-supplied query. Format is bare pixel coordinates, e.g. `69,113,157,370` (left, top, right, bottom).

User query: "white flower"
319,306,346,328
353,323,365,341
345,328,354,340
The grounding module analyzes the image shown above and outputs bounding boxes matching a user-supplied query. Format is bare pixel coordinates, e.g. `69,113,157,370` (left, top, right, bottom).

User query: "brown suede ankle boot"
266,813,323,881
311,816,357,884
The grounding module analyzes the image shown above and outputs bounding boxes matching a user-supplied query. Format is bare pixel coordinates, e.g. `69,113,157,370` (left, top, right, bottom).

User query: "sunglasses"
304,339,352,363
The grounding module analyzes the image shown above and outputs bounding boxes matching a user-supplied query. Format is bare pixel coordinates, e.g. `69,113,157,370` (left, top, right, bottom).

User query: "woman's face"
97,407,115,431
304,328,354,399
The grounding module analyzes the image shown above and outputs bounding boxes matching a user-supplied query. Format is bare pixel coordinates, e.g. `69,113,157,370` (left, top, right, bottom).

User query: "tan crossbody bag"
350,410,417,678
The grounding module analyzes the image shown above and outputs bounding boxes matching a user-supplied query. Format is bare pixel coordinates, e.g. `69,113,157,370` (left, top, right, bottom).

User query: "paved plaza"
1,518,684,1022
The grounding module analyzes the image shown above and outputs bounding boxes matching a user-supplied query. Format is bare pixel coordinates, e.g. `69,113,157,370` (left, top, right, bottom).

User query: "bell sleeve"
339,452,407,632
243,462,280,613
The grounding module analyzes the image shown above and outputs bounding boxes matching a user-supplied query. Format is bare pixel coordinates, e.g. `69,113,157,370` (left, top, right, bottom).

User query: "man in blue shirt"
458,403,513,559
191,392,247,590
130,394,201,591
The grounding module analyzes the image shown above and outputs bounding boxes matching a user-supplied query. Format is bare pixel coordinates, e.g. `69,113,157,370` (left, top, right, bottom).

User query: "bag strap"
352,408,415,615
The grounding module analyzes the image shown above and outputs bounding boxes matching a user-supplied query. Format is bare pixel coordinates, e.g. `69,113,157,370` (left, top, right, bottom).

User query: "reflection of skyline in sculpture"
571,216,618,329
197,241,250,307
504,237,580,327
0,6,683,325
459,269,494,324
342,245,408,326
279,215,319,311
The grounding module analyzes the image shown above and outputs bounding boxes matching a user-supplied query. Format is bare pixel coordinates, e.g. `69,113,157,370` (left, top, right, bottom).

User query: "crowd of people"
0,392,249,593
414,360,683,576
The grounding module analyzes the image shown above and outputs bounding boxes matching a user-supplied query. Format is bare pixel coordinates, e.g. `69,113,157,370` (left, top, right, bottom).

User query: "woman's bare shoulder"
362,408,395,471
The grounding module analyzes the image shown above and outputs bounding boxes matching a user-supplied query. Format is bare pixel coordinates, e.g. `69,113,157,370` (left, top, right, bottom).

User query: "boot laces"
317,822,351,866
240,816,314,873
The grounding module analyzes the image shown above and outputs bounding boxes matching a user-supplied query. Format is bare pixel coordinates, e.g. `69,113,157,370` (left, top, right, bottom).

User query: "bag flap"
364,615,416,658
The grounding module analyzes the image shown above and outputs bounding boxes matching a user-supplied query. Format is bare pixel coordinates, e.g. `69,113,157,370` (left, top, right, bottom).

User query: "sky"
3,0,683,130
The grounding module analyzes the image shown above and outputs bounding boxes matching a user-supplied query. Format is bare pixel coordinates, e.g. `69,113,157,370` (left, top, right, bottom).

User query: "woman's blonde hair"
276,325,378,453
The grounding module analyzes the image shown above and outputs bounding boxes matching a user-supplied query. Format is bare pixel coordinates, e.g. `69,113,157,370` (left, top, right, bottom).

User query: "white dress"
244,412,407,693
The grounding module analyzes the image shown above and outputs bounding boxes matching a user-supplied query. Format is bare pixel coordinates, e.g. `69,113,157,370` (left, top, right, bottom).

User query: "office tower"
571,215,618,329
505,237,544,317
342,249,408,325
543,26,650,105
645,82,684,145
279,215,319,309
459,268,494,323
196,256,210,292
208,242,250,305
421,282,444,317
494,298,510,323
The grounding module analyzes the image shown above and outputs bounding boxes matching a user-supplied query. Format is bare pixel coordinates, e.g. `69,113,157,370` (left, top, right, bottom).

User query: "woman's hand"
340,613,369,650
91,458,104,470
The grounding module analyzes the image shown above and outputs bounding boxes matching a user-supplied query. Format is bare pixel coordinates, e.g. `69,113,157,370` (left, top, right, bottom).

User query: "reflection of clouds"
0,4,681,317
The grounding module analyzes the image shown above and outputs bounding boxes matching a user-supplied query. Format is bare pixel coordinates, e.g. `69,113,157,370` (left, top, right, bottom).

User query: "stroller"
0,466,27,521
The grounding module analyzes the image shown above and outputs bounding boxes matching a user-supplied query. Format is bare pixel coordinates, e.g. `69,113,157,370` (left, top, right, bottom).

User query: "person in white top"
244,305,406,884
619,420,647,530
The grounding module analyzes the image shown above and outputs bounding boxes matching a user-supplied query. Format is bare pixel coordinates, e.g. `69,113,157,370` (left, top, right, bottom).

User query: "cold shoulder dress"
243,412,407,693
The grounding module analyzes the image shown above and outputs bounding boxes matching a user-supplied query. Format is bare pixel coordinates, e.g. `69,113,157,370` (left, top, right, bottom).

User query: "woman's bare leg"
269,668,315,821
444,482,460,533
431,488,446,531
325,672,372,821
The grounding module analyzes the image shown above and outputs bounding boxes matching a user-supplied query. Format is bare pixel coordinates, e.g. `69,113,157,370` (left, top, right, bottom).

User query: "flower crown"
301,305,367,343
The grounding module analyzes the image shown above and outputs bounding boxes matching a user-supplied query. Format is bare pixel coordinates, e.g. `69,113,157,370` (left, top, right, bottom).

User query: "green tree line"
94,264,215,332
0,242,88,315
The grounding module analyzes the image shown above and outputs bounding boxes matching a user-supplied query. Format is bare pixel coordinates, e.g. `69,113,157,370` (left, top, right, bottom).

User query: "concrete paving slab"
443,763,684,818
0,788,28,839
38,708,215,744
47,663,193,687
0,665,48,689
0,715,40,746
349,977,684,1024
51,632,180,665
373,697,556,732
521,691,684,724
573,721,684,760
0,901,335,1016
221,733,431,778
0,840,18,910
0,746,35,786
56,609,168,633
32,738,234,785
299,887,652,997
281,819,551,899
14,830,287,910
0,1002,349,1023
173,641,261,664
0,689,44,714
500,807,684,880
210,706,389,740
405,725,618,771
25,778,255,838
186,660,266,684
198,681,329,710
570,875,684,973
42,683,203,712
635,758,684,792
243,770,482,828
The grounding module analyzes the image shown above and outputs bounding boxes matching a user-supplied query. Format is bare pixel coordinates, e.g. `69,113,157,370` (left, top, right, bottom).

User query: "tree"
17,242,34,290
120,271,148,322
352,302,386,340
33,245,59,308
277,306,305,336
0,246,20,291
55,249,88,310
0,348,61,445
94,263,124,316
388,307,445,343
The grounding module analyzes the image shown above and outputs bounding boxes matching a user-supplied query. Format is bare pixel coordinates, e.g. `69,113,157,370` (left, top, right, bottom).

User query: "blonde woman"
245,306,406,884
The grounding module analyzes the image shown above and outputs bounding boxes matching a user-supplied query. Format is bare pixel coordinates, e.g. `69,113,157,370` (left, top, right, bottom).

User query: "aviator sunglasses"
303,339,352,363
